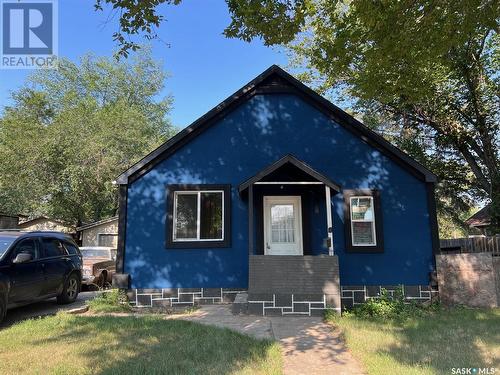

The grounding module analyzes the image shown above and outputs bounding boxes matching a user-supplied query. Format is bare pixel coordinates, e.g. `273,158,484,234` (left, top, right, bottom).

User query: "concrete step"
231,292,248,315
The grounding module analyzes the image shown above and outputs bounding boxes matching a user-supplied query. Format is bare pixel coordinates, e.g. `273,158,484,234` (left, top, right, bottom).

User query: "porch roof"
238,154,341,193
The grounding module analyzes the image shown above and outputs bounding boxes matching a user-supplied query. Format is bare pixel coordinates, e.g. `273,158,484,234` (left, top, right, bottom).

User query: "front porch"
237,155,342,315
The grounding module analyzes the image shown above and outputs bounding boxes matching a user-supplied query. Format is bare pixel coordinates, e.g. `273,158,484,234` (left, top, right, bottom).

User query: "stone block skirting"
246,293,340,316
127,288,246,308
126,284,438,312
341,285,438,310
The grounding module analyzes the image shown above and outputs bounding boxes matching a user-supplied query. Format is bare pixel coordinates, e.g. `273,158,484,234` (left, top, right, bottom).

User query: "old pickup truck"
80,247,116,288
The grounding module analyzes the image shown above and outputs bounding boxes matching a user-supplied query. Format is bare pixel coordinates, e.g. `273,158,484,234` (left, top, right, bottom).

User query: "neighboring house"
466,205,494,236
0,213,26,229
77,216,118,248
114,66,439,315
18,216,74,233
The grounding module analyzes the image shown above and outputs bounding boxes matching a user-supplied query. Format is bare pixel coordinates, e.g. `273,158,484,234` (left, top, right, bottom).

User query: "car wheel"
57,273,80,304
97,272,106,289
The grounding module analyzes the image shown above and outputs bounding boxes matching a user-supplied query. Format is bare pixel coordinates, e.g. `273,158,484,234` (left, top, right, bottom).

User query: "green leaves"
94,0,182,58
224,0,500,231
0,50,175,224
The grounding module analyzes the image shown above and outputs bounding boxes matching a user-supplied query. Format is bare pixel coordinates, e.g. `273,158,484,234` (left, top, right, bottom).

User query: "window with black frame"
167,184,231,248
343,189,383,253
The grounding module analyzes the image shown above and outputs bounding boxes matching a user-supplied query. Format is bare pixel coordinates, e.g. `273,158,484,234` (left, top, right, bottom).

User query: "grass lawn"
0,314,282,375
327,307,500,375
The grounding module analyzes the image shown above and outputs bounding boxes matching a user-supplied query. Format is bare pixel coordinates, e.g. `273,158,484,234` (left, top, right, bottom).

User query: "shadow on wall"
124,93,434,289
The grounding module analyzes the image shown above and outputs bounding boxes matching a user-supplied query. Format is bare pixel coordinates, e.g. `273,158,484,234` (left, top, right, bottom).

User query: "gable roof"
76,216,118,231
116,65,437,185
465,205,491,228
18,216,73,228
238,154,341,193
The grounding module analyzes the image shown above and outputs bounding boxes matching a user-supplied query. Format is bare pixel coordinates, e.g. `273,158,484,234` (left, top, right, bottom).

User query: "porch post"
325,185,334,255
248,183,254,255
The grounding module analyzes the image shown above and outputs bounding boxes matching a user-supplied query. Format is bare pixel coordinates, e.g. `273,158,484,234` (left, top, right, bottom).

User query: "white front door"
263,196,303,255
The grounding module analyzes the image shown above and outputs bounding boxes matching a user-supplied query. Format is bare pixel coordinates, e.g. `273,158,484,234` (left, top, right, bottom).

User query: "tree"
94,0,182,58
93,1,499,233
0,50,175,224
222,0,499,232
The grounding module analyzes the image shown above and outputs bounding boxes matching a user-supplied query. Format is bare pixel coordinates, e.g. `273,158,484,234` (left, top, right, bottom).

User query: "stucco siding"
81,219,118,247
19,219,73,233
125,93,434,289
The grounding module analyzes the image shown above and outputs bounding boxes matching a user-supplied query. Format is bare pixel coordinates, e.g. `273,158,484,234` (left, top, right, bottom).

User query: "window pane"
352,222,375,245
11,239,38,260
98,234,118,248
0,236,15,258
270,204,295,243
351,197,374,221
200,192,223,239
42,238,67,257
64,242,79,255
175,193,198,239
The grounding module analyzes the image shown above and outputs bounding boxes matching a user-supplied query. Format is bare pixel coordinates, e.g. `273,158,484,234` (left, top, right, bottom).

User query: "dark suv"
0,231,83,322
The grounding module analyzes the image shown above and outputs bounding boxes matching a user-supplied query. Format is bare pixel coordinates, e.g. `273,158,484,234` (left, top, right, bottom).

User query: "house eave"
115,65,437,186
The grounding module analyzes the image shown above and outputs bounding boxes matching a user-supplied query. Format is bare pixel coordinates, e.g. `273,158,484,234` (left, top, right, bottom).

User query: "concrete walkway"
175,305,365,375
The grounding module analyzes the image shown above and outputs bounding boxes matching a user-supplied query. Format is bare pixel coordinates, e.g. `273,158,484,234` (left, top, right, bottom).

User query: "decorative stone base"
245,293,341,316
341,285,438,310
126,285,439,312
127,288,246,308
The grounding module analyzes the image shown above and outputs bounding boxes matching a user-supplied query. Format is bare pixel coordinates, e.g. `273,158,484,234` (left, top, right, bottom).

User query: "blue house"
114,66,439,315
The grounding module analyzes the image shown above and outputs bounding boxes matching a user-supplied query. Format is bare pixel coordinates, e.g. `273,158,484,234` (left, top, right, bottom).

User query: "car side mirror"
13,253,32,264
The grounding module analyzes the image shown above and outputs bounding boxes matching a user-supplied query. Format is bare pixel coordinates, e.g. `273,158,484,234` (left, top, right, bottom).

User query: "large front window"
167,184,231,248
173,190,224,241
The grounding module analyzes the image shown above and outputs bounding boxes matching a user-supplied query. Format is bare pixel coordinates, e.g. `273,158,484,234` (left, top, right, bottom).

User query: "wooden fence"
440,236,500,256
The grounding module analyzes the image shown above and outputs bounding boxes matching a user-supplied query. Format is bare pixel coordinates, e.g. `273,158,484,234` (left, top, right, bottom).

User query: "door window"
270,204,296,243
10,238,39,261
41,238,68,257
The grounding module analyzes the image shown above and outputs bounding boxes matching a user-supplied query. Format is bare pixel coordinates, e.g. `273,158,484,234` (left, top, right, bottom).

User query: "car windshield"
0,236,16,258
80,249,110,258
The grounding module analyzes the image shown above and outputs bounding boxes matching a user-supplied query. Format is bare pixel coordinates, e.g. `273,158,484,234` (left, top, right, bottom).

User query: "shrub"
350,286,435,320
87,289,130,313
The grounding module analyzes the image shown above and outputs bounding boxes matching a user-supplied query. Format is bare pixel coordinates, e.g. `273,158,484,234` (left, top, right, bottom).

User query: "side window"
41,238,68,257
10,238,39,261
98,234,118,248
343,189,383,253
63,242,79,255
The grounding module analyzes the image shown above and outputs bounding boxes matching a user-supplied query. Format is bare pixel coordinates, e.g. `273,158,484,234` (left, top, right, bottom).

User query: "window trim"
350,196,377,247
172,190,225,242
166,184,231,249
343,189,383,253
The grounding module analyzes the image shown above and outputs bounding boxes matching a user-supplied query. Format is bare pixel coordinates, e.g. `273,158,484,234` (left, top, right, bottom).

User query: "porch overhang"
238,154,341,194
239,154,340,257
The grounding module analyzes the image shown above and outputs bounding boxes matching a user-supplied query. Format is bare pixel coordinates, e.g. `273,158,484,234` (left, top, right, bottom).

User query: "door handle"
266,242,270,249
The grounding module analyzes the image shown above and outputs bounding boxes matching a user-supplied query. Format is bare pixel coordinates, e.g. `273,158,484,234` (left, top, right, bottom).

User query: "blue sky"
0,0,287,127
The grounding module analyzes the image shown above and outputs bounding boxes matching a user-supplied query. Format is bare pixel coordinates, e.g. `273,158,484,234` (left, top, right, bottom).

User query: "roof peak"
116,65,436,185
